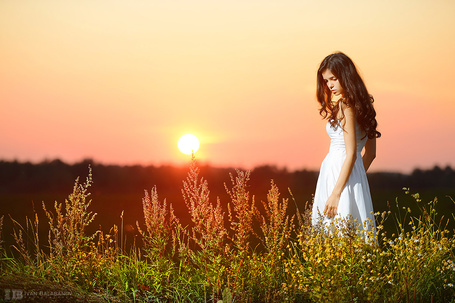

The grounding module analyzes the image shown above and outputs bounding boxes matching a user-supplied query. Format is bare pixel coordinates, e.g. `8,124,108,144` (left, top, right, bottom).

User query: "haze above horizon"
1,0,455,174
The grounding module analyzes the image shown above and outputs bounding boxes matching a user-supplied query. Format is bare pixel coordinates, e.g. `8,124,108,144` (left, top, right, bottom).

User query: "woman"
311,52,381,236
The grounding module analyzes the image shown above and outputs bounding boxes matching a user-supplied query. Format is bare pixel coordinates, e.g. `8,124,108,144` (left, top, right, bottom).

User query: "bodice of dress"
327,120,367,153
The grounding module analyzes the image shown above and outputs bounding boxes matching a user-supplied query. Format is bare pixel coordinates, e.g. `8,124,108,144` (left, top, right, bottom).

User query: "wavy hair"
317,52,381,139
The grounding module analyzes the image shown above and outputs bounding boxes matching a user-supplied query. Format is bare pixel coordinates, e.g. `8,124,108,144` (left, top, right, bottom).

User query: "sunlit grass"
0,160,454,302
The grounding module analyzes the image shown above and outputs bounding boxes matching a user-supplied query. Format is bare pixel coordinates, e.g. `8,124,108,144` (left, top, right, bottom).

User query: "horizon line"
1,157,451,176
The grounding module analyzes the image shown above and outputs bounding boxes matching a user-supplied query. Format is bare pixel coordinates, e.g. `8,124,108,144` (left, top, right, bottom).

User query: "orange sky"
1,0,455,173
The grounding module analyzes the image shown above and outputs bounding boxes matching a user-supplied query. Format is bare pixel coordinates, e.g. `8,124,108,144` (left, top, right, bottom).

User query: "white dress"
311,120,376,235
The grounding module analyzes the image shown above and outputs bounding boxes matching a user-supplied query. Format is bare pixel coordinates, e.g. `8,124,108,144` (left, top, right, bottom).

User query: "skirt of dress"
311,150,376,238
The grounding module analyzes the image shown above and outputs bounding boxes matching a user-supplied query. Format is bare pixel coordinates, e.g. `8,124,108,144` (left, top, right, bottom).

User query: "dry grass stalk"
0,215,3,251
42,166,98,259
9,212,45,269
257,180,294,254
181,157,227,254
225,169,256,254
136,186,177,259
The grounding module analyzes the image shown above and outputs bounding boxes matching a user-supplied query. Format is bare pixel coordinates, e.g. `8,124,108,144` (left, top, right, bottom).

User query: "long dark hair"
317,52,381,139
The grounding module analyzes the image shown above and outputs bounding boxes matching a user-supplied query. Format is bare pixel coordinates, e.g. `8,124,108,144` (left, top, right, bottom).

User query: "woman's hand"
324,194,340,219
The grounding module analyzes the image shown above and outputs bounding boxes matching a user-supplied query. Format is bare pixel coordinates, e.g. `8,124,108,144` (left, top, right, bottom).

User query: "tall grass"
0,159,454,302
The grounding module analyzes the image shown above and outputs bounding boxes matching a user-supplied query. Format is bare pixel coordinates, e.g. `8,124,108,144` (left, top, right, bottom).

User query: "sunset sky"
1,0,454,173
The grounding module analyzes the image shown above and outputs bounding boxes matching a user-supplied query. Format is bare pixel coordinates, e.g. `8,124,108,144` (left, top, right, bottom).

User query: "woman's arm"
362,137,376,172
324,104,357,219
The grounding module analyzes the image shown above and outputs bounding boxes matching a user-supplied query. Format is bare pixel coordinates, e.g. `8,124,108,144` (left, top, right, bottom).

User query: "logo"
3,289,23,301
2,288,72,301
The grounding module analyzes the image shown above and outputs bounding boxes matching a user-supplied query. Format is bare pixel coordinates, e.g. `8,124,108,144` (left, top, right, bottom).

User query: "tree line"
0,159,454,195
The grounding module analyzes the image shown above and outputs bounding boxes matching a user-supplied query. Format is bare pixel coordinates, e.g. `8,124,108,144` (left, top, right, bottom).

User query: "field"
0,161,454,302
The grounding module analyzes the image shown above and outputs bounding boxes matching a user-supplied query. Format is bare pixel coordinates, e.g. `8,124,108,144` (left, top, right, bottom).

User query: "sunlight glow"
178,134,200,155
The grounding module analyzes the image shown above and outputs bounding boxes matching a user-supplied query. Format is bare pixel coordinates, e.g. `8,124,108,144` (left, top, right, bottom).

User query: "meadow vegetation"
0,159,454,302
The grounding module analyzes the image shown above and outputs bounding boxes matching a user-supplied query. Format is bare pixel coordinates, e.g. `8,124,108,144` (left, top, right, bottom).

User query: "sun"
178,134,200,155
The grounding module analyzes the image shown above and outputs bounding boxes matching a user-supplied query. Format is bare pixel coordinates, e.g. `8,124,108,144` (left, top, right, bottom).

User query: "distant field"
1,187,454,251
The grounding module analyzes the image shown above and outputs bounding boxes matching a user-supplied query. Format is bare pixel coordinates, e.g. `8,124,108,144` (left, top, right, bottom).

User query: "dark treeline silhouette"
1,158,454,195
0,159,319,204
